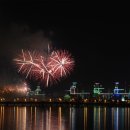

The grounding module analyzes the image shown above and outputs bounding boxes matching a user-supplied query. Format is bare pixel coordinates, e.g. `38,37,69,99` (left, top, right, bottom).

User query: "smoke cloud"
0,23,52,87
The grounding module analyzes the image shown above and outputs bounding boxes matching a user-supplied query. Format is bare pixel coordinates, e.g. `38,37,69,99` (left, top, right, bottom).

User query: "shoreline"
1,101,130,107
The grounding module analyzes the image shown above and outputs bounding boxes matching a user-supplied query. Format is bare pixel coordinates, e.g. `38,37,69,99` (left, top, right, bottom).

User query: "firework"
49,50,74,78
33,55,56,86
14,50,40,78
14,49,74,86
0,82,29,96
14,50,56,86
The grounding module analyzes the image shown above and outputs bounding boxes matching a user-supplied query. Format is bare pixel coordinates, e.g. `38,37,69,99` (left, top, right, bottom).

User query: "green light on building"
93,83,104,97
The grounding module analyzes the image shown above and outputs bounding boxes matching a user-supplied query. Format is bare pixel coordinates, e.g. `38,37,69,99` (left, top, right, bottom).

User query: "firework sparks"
14,48,75,86
0,82,29,96
14,50,55,86
14,50,40,78
50,50,74,78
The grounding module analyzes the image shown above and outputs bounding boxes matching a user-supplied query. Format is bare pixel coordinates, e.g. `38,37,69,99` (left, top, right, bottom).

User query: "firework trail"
14,48,74,86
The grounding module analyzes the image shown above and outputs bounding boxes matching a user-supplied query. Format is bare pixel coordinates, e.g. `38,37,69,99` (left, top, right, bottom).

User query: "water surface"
0,105,130,130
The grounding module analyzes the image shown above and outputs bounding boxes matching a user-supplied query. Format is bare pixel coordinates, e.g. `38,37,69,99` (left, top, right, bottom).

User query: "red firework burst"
14,49,75,86
14,50,42,79
49,50,74,78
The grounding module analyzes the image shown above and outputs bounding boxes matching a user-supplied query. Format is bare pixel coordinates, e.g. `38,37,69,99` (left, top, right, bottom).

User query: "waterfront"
0,105,130,130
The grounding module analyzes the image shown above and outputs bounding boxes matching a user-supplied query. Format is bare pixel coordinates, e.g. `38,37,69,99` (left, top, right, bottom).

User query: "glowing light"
121,97,125,102
58,98,62,102
84,99,88,102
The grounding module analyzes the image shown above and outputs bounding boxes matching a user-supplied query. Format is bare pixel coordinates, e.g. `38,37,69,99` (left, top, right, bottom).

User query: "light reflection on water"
0,105,130,130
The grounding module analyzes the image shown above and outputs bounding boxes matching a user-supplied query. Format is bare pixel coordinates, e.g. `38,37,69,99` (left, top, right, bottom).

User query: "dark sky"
0,2,130,92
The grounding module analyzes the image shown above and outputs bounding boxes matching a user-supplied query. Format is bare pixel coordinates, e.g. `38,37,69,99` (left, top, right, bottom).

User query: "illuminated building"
113,82,124,100
70,82,77,94
67,82,90,99
27,86,45,101
93,83,104,97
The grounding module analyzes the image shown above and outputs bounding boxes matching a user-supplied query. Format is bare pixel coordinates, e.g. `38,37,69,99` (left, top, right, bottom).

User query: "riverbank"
1,101,130,107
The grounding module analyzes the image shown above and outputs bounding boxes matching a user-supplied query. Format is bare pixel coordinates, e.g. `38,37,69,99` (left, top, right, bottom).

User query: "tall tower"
113,82,124,94
114,82,119,94
48,43,50,54
70,82,77,94
35,86,41,95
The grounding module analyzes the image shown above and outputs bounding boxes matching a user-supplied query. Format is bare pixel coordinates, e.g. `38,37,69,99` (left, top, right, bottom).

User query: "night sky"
0,2,130,92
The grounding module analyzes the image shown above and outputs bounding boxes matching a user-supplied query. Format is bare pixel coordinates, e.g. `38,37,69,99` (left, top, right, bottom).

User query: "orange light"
59,98,62,102
84,99,88,102
104,99,106,103
94,100,96,103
